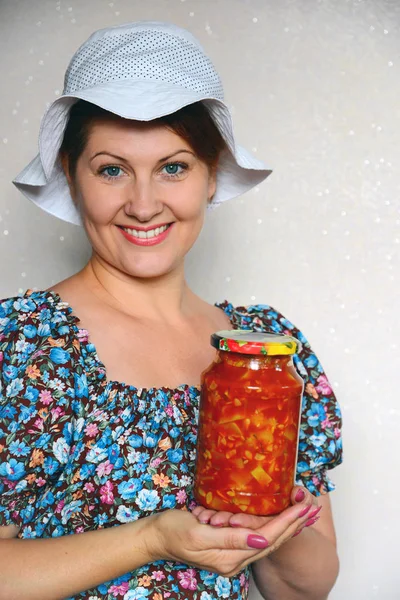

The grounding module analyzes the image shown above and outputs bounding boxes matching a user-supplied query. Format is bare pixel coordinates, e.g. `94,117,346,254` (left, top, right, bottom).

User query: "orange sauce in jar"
194,331,304,516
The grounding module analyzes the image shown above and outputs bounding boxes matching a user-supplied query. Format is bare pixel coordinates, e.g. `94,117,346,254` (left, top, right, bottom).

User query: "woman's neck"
76,254,197,324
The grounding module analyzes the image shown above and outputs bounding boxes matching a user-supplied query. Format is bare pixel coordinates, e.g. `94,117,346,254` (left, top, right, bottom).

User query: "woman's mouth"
117,223,173,246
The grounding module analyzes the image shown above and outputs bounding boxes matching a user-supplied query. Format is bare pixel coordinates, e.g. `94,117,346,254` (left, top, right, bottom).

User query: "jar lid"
211,330,300,355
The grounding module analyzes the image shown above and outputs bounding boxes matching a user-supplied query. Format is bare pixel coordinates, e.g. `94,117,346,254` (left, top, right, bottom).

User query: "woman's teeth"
122,224,169,239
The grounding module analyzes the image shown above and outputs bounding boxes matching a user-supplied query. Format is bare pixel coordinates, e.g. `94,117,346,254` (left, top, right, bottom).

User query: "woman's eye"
100,166,123,179
162,163,187,177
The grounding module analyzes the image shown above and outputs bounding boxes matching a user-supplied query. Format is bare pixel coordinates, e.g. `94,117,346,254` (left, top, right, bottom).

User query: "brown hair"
59,100,226,179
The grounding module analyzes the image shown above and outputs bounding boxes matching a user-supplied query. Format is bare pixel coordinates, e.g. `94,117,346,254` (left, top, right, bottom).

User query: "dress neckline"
27,289,235,395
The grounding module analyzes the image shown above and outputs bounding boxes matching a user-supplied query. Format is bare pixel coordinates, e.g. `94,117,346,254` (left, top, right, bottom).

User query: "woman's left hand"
191,486,321,538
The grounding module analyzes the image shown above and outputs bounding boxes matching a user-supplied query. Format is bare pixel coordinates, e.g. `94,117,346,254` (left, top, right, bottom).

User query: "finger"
191,505,205,517
196,521,270,551
291,485,318,508
304,514,321,528
229,513,272,530
255,502,315,546
209,511,234,527
196,508,218,524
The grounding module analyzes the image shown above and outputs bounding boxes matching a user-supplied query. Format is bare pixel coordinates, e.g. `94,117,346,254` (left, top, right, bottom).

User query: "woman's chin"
118,259,182,280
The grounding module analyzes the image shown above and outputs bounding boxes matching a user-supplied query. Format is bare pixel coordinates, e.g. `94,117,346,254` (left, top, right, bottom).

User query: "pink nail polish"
298,504,312,518
247,534,269,549
292,528,303,538
308,506,322,519
295,489,306,502
305,516,320,527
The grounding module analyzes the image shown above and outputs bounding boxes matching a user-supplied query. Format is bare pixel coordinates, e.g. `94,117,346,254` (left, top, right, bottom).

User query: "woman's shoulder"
0,290,79,373
215,300,301,338
0,289,77,342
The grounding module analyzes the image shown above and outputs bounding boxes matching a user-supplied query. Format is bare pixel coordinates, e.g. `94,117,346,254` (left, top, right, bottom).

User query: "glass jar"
193,330,304,516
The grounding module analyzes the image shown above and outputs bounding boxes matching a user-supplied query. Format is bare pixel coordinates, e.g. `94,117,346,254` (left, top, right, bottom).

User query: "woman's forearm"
251,528,339,600
0,516,157,600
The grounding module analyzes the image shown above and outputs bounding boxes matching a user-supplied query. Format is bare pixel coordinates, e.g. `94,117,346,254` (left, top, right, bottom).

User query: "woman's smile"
118,222,173,246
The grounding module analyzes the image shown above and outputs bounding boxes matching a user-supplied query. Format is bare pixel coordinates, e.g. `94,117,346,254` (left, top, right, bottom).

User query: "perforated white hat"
13,21,272,226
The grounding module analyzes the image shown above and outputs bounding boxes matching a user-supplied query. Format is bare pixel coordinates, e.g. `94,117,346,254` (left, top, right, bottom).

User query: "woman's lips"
118,223,173,246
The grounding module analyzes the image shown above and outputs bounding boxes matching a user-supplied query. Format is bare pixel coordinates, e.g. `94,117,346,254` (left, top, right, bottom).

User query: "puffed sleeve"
219,302,343,496
0,292,82,530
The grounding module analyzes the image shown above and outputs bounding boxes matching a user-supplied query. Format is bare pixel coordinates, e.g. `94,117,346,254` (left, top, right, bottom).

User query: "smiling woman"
59,111,220,280
0,20,342,600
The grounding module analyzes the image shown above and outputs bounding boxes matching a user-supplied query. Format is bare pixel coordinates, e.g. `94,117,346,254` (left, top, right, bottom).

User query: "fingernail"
308,506,322,519
199,519,209,524
230,522,241,527
298,504,312,518
247,534,269,549
292,528,303,538
295,489,306,502
305,516,320,527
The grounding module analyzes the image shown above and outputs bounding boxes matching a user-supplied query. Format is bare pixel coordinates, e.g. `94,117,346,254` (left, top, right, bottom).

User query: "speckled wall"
0,0,398,598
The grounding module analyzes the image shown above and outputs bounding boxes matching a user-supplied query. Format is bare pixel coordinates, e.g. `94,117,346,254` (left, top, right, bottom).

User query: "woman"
0,21,342,600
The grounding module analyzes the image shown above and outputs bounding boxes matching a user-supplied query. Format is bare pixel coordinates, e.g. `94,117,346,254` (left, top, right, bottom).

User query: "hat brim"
13,80,272,226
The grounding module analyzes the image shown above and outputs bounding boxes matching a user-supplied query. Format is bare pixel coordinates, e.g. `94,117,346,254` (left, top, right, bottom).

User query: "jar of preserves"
193,330,304,516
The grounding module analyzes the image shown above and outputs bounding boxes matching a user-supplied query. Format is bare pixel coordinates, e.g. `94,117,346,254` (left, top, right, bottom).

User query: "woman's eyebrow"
89,149,195,163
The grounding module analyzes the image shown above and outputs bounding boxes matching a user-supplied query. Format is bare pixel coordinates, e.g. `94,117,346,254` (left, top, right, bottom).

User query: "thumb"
290,485,314,506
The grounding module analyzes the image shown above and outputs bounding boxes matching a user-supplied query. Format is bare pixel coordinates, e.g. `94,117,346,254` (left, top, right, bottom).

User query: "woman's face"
64,118,217,279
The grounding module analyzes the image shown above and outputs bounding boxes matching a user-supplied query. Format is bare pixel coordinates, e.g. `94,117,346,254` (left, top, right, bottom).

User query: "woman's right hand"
147,502,314,577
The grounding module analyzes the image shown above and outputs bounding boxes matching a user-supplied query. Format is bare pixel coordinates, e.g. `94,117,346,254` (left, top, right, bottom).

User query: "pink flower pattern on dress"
177,569,198,590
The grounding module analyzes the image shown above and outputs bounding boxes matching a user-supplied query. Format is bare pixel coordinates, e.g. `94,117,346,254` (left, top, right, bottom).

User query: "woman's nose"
123,179,163,222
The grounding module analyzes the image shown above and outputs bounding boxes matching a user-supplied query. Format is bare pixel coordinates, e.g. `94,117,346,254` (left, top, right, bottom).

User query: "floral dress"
0,290,342,600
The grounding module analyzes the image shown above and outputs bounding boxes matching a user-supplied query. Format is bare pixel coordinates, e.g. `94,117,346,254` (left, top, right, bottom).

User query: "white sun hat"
13,21,272,226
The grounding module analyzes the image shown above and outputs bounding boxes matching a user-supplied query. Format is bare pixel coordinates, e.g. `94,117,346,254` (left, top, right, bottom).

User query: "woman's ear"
60,153,77,203
207,164,218,204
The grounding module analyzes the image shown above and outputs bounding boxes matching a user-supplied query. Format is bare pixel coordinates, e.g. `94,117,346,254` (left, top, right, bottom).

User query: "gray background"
0,0,399,598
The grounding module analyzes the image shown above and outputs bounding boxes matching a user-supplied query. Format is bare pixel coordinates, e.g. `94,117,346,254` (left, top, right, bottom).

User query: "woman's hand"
147,500,316,578
191,486,321,549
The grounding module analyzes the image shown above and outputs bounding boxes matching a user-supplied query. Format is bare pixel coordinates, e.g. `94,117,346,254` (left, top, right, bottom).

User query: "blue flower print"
20,504,35,523
124,588,150,599
233,579,241,593
118,478,142,500
166,448,183,463
306,402,326,427
161,494,176,509
128,434,143,448
24,385,39,402
3,365,18,381
169,426,181,439
9,440,30,457
200,571,218,585
74,373,88,398
23,324,37,339
297,461,310,473
61,500,83,525
43,457,60,476
215,576,231,598
0,458,26,481
0,404,17,420
38,323,51,337
13,298,36,313
143,433,158,448
57,367,70,379
49,348,70,365
135,489,160,511
200,593,215,600
304,353,318,368
309,433,328,448
116,505,140,523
